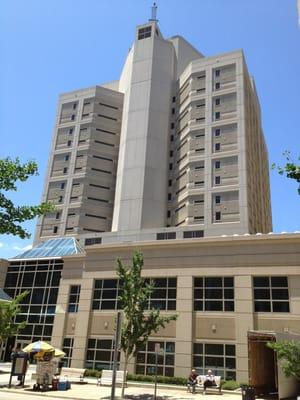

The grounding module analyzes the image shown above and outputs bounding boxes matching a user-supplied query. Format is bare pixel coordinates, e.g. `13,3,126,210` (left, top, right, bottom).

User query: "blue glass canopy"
0,288,12,302
11,237,85,260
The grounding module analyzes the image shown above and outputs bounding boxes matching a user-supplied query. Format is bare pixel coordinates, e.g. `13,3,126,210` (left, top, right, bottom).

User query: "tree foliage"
117,251,177,397
0,291,29,347
272,151,300,195
267,340,300,380
0,157,54,238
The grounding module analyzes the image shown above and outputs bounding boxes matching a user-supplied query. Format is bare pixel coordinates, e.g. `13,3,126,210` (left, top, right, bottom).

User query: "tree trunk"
121,353,129,399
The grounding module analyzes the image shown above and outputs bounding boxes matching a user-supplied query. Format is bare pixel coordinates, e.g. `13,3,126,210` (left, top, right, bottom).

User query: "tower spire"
149,2,158,22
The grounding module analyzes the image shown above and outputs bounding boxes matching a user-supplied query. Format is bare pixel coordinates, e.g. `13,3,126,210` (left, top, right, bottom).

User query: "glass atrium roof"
0,288,12,302
11,237,85,260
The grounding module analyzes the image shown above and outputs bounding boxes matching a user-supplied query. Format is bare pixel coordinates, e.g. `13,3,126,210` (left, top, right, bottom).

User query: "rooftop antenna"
149,2,158,22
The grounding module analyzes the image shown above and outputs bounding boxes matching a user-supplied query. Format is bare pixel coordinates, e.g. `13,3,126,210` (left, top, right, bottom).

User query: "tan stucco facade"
49,233,300,382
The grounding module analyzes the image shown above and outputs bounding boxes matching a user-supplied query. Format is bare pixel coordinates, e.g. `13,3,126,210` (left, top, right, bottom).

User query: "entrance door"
248,332,278,396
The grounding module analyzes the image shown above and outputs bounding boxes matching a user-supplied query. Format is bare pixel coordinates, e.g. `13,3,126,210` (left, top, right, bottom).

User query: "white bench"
188,375,222,394
97,369,127,386
60,367,86,383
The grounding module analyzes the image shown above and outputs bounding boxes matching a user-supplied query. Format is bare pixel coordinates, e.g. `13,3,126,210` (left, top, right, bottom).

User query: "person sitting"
187,368,198,393
203,369,216,394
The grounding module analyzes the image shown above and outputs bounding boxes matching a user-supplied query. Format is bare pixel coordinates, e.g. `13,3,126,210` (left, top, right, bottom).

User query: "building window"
215,211,221,221
136,341,175,377
86,338,120,370
215,98,221,106
215,82,220,90
170,135,174,142
170,123,174,130
144,277,177,311
85,237,102,246
215,129,221,137
73,103,77,110
156,232,176,240
62,338,74,367
55,212,60,220
168,193,172,201
53,226,58,234
215,69,220,77
168,180,172,187
92,278,176,311
215,161,221,169
253,276,290,312
215,195,221,204
67,140,72,147
138,26,152,40
92,279,122,310
4,259,62,343
183,230,204,239
60,182,65,189
58,196,63,203
215,176,221,185
194,277,234,311
63,167,68,174
215,112,220,120
64,155,69,161
169,151,173,157
172,96,176,103
172,108,175,115
193,343,236,380
167,210,171,218
69,128,73,135
71,114,75,121
68,285,81,313
169,163,173,170
215,143,221,151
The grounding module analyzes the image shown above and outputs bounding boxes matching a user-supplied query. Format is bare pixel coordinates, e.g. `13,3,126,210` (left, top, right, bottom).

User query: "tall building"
2,13,298,395
35,17,272,245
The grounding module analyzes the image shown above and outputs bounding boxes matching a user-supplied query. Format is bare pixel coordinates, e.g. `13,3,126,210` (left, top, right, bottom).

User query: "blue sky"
0,0,299,259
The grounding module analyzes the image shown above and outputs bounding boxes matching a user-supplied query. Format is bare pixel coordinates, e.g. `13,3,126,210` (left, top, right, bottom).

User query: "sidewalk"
0,363,242,400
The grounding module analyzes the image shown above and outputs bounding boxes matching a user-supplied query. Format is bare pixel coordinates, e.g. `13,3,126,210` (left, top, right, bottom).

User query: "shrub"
127,374,186,385
222,380,240,390
84,369,102,378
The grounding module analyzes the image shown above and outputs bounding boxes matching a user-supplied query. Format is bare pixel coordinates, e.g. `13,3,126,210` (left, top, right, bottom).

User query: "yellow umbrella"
53,348,66,358
23,340,54,353
34,348,65,359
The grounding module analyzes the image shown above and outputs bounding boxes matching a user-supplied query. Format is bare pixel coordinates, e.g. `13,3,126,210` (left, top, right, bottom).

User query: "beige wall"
50,234,300,381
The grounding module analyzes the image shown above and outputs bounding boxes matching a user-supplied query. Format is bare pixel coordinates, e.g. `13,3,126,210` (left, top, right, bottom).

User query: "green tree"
267,340,300,380
0,157,54,238
272,152,300,195
117,251,177,398
0,291,29,349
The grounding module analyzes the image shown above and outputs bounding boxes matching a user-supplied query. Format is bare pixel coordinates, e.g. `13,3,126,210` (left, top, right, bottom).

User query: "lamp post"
111,311,122,400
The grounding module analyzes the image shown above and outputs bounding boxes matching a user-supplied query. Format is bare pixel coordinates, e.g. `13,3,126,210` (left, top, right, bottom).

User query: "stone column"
235,275,254,382
174,275,193,377
52,279,69,349
71,278,94,368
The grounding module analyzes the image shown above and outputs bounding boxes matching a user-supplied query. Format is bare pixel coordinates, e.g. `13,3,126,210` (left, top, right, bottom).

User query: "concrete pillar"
71,278,93,368
52,280,69,349
175,275,193,377
235,275,254,382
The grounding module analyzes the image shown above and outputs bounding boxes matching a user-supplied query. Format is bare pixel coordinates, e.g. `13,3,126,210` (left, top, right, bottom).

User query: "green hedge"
84,370,246,390
222,380,241,390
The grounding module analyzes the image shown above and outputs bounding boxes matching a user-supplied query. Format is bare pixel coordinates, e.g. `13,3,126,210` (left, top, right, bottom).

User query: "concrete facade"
49,233,300,381
35,19,272,245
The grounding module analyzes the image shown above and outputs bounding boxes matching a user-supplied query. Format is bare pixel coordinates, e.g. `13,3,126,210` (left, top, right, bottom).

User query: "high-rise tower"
35,17,272,244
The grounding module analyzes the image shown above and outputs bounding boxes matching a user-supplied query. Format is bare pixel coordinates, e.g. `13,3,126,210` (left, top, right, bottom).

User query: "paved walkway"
0,362,242,400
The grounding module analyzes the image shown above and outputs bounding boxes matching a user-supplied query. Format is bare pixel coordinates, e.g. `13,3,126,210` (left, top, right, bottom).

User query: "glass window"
68,285,81,313
85,338,119,370
193,342,236,380
194,277,234,312
62,337,74,367
136,340,175,377
253,276,289,313
92,278,176,311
